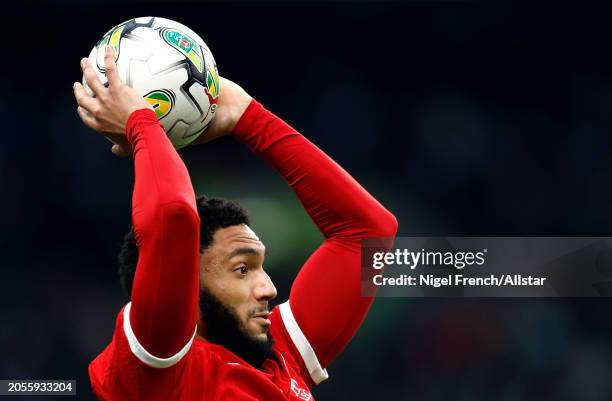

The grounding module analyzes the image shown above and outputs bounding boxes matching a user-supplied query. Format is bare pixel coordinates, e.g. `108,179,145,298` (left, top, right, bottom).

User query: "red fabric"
126,109,200,358
89,101,397,399
89,306,315,401
233,100,397,369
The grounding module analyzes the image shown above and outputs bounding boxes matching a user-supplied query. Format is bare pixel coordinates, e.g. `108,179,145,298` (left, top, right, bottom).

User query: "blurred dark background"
2,1,612,400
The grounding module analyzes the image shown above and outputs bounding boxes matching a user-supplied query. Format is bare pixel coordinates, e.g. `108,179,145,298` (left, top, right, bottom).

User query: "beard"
198,286,274,368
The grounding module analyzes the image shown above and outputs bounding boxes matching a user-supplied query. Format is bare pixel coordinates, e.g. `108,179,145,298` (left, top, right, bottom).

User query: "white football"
84,16,220,149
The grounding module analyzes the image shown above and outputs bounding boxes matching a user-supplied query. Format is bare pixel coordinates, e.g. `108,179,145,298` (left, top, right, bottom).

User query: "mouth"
250,312,271,326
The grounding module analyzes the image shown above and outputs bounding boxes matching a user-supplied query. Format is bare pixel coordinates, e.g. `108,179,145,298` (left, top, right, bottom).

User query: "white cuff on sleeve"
279,301,329,384
123,302,196,369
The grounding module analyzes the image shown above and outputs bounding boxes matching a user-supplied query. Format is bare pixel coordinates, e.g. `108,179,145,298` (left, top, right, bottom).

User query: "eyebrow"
228,247,265,259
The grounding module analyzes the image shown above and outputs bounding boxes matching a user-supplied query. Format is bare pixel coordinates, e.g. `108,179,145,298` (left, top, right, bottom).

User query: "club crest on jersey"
144,89,174,120
161,28,204,73
96,21,128,71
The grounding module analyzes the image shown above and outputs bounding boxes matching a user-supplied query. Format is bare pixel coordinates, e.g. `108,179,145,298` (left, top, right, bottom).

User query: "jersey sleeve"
89,305,195,400
124,109,200,363
232,100,398,382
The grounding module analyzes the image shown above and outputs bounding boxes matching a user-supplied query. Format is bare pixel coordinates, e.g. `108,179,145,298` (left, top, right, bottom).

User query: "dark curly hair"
118,195,250,297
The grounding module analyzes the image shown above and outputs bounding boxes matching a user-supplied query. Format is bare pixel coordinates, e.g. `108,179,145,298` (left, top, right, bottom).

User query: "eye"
234,265,248,275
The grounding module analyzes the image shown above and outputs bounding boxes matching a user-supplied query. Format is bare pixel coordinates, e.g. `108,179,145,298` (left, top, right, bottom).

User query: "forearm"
127,109,200,358
232,100,397,239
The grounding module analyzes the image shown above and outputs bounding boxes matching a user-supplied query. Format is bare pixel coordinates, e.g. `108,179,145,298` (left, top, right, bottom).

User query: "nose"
254,270,277,302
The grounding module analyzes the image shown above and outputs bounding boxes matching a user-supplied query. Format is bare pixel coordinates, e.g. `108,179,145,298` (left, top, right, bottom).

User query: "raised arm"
74,47,200,361
126,110,200,360
232,100,398,371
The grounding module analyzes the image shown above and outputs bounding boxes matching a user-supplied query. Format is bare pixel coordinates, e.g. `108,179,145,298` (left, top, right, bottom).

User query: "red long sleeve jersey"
89,100,397,400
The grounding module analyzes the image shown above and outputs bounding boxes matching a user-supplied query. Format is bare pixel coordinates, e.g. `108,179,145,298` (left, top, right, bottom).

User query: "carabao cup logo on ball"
160,27,220,101
161,28,204,73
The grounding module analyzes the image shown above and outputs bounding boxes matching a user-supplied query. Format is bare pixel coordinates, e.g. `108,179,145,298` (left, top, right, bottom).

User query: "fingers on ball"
104,46,121,86
81,58,106,96
73,83,95,111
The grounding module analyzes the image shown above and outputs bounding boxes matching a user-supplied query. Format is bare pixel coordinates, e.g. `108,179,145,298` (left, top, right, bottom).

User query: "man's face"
198,224,277,345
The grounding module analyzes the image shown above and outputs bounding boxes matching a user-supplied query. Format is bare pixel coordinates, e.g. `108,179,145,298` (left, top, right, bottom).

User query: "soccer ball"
85,16,219,149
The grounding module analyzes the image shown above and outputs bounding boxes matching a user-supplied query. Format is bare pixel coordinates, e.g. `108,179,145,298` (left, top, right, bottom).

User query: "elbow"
357,209,397,252
162,201,200,235
137,200,200,240
366,208,398,238
342,205,397,239
322,204,398,241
